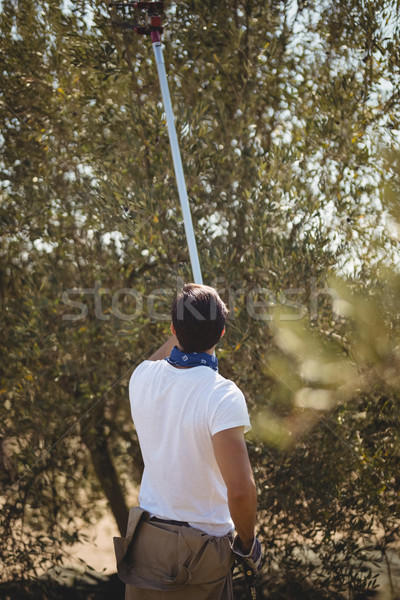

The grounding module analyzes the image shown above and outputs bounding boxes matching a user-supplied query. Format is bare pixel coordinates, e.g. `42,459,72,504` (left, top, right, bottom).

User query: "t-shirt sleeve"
210,385,251,436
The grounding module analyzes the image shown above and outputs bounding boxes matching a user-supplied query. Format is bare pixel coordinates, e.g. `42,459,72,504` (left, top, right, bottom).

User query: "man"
114,283,261,599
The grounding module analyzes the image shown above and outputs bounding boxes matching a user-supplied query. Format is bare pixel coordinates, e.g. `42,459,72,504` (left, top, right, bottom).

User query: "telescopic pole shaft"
151,31,203,285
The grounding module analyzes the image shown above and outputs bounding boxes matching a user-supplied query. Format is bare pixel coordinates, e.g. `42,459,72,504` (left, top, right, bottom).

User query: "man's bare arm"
212,426,257,552
147,334,177,361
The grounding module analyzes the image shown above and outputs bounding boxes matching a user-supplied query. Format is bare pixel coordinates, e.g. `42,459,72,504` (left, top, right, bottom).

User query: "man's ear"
171,322,176,336
221,328,225,338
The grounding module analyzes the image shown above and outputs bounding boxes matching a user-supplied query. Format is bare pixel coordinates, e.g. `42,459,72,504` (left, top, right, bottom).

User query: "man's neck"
177,344,215,356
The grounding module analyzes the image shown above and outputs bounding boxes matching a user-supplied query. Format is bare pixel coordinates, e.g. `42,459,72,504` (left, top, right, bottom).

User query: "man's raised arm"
147,334,177,361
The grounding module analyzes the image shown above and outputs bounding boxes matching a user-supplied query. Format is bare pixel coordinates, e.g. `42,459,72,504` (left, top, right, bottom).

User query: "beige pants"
114,507,234,600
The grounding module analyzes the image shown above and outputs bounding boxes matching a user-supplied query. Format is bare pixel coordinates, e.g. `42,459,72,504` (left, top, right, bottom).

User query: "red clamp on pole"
134,2,164,35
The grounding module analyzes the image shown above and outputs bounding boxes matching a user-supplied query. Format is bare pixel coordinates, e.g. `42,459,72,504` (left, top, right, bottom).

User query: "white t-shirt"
129,359,251,536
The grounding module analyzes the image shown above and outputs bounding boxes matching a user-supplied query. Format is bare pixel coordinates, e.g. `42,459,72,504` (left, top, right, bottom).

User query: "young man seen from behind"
114,283,262,600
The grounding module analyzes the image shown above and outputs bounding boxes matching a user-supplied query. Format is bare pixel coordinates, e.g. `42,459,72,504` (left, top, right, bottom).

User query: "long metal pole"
151,31,203,285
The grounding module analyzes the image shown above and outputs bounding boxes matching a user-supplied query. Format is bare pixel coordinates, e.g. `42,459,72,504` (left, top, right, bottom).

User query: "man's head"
171,284,228,352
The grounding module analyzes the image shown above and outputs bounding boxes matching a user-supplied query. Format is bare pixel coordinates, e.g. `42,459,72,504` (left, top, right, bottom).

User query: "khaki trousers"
114,507,235,600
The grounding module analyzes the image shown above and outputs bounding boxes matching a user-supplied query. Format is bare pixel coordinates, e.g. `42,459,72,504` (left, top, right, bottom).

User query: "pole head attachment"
108,1,163,35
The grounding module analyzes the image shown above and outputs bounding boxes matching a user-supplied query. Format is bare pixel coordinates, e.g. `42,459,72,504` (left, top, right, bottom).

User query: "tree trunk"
83,425,129,536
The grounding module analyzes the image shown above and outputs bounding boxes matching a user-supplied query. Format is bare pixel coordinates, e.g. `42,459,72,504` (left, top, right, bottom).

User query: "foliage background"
1,0,400,597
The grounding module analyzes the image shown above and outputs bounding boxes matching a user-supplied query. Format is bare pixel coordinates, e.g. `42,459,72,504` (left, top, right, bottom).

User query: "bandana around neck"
166,346,218,372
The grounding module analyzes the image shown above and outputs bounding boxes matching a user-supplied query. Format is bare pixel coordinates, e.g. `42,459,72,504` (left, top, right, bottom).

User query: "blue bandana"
166,346,218,372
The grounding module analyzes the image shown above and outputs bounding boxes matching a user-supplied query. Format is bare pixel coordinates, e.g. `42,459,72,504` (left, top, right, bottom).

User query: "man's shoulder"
130,359,165,380
209,370,244,399
134,359,161,370
176,365,243,396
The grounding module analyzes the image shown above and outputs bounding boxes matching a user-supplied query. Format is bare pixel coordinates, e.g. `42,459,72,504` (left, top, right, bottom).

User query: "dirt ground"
69,510,118,574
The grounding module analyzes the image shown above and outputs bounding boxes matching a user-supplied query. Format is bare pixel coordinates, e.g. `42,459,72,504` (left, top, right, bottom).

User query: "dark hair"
171,284,228,352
